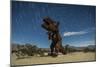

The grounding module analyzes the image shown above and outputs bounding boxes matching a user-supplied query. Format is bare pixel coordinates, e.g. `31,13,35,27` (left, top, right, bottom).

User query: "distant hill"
11,43,96,53
11,43,50,52
64,44,96,52
87,45,96,49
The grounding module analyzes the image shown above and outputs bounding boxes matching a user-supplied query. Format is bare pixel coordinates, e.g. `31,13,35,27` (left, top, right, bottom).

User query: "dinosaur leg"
50,42,55,56
57,41,66,55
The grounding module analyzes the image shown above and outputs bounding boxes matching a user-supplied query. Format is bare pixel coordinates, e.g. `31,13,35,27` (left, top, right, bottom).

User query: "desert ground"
11,52,96,66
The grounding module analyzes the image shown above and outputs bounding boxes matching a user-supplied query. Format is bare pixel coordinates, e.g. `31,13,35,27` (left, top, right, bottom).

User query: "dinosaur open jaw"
41,22,57,32
41,17,58,32
41,23,49,31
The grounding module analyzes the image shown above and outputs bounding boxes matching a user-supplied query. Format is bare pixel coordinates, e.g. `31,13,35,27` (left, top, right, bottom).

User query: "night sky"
11,1,96,48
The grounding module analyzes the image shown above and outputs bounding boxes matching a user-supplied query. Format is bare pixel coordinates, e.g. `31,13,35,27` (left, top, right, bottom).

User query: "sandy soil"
11,52,96,66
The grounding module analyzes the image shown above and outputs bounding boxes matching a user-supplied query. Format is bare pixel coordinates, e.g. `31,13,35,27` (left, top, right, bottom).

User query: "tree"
83,47,89,53
65,44,70,53
25,43,38,56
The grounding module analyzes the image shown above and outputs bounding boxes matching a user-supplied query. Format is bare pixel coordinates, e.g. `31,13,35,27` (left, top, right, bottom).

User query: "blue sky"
11,1,96,48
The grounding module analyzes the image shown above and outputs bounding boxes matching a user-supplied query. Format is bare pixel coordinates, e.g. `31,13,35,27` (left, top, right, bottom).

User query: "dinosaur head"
41,17,59,32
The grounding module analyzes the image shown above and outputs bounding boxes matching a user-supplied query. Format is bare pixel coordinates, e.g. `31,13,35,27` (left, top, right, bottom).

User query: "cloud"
63,27,95,37
63,31,88,37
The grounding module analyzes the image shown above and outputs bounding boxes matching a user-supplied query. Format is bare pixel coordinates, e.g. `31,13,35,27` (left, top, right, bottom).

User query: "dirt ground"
11,52,96,66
